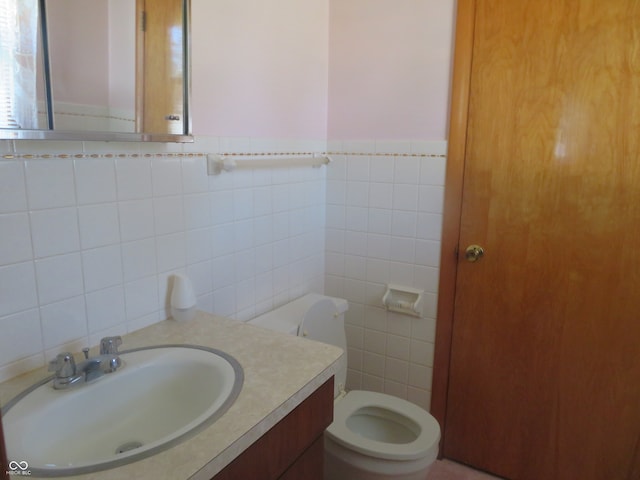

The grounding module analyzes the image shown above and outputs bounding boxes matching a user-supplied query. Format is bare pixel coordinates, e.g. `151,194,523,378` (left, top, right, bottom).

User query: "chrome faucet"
48,336,123,390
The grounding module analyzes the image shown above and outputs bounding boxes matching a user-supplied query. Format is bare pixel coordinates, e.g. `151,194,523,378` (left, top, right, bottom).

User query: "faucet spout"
78,354,122,382
49,337,123,390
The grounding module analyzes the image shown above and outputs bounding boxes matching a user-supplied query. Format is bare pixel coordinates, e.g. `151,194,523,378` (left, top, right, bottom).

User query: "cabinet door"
213,378,333,480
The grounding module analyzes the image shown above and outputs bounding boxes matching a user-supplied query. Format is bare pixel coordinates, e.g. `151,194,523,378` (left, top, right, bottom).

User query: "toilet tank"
249,293,349,397
249,293,348,336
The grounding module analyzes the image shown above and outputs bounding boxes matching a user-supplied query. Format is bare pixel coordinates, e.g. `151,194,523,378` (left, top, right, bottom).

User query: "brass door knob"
465,245,485,262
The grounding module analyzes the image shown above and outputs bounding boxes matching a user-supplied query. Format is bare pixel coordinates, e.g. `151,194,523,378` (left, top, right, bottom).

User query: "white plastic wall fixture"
382,284,424,317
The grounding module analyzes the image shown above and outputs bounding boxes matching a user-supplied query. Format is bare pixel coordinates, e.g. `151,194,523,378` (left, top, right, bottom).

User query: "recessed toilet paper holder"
382,284,424,317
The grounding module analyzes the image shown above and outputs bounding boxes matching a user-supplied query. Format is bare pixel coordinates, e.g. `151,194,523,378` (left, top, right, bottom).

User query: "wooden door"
136,0,185,134
437,1,640,479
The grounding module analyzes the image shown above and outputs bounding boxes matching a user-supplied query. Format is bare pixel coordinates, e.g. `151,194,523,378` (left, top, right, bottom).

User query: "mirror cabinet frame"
0,0,193,143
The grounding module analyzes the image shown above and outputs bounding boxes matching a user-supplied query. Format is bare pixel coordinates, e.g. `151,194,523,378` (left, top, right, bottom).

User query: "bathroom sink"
2,345,243,477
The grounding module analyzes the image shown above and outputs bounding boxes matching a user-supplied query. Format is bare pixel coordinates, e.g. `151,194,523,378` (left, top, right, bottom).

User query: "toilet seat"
326,390,440,461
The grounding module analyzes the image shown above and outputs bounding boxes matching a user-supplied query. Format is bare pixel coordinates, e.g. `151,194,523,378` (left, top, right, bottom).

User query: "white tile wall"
0,136,327,382
325,139,447,411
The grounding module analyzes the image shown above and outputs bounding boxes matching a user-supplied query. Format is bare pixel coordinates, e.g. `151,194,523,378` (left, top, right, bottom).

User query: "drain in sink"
115,441,144,454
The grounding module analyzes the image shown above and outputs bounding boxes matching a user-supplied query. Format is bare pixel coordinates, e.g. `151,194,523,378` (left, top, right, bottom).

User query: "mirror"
0,0,192,142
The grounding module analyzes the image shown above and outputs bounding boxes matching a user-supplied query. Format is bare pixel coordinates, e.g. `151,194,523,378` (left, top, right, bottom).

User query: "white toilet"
249,293,441,480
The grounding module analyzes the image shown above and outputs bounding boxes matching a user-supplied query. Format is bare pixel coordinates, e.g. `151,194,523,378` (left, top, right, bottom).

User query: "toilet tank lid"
249,293,348,334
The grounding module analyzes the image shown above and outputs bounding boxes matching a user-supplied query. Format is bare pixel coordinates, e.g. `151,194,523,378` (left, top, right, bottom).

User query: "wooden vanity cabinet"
213,377,334,480
0,410,7,480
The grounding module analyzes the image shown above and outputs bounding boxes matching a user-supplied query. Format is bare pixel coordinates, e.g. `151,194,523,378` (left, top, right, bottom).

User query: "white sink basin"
2,345,243,477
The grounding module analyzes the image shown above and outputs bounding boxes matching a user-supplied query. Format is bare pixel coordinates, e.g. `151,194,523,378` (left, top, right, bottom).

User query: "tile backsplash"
0,136,447,412
324,139,447,411
0,136,327,382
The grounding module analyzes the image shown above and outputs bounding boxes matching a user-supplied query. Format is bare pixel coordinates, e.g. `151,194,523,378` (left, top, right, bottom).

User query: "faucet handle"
99,336,122,355
48,353,77,378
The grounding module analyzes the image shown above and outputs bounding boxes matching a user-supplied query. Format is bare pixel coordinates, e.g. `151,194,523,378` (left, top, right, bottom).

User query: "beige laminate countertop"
0,311,343,480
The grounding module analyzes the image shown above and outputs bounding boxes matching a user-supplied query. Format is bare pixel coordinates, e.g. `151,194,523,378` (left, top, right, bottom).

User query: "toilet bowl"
249,293,441,480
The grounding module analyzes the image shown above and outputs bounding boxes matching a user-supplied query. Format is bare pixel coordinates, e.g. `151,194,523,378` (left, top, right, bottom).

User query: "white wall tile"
186,228,212,265
385,357,409,384
212,254,236,290
325,143,447,406
234,220,254,251
40,295,87,349
366,233,391,260
156,233,186,273
235,249,256,281
418,185,445,213
233,188,254,220
344,231,366,256
362,351,385,377
390,237,415,263
187,260,213,296
121,238,157,283
1,139,331,379
392,211,418,238
347,156,370,181
369,156,394,183
30,208,80,258
272,212,289,241
326,205,346,229
389,261,414,285
119,199,155,242
0,262,38,316
416,213,443,241
387,334,410,360
82,245,123,292
78,204,120,249
86,286,126,333
25,159,76,209
211,224,235,257
75,158,117,205
364,329,386,355
326,180,346,205
184,193,212,230
210,190,235,225
325,252,345,277
181,156,208,193
213,285,236,317
0,213,32,265
344,255,367,280
419,156,447,185
346,206,368,232
34,254,84,305
415,239,441,267
152,157,182,196
0,309,42,365
368,183,393,209
408,363,432,390
392,184,419,211
272,184,290,212
410,339,435,367
252,187,273,217
116,157,152,200
124,276,159,320
153,196,185,235
0,161,28,213
366,258,390,284
346,181,369,207
394,157,420,184
253,216,274,246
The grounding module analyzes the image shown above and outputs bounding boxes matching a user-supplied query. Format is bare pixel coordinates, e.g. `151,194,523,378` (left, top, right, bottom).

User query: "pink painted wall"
327,0,455,140
108,0,135,111
191,0,329,139
47,0,109,105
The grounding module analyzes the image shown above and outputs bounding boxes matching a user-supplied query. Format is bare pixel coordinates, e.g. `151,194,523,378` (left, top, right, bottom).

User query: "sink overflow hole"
115,441,144,454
